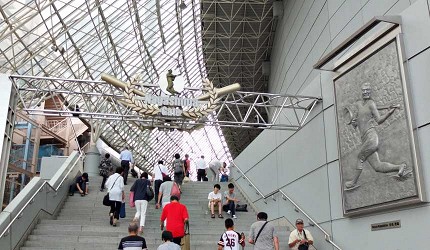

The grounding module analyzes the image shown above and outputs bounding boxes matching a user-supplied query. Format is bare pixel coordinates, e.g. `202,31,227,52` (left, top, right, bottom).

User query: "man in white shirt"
152,160,168,206
120,146,134,185
288,219,314,250
208,184,223,218
196,155,207,182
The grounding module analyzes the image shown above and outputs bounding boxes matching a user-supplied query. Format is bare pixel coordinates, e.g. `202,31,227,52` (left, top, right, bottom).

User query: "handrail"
231,163,342,250
277,190,342,250
45,118,68,133
231,163,265,198
0,152,82,238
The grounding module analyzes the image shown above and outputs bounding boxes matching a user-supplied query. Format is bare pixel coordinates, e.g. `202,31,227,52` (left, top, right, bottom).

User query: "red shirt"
185,159,190,171
160,201,189,237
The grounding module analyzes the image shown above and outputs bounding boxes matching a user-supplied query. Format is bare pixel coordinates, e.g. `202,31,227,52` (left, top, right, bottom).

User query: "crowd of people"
68,148,314,249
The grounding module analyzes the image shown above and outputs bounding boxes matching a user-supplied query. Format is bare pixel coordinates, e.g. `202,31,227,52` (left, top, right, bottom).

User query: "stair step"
21,177,278,250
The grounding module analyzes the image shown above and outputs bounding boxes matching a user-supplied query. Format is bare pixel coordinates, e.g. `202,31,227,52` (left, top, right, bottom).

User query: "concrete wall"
233,0,430,249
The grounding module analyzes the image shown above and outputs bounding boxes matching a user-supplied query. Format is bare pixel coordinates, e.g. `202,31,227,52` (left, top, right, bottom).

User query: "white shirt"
209,160,222,170
208,191,222,201
154,164,168,180
196,158,207,169
288,229,314,250
218,230,244,250
120,149,134,163
105,173,124,202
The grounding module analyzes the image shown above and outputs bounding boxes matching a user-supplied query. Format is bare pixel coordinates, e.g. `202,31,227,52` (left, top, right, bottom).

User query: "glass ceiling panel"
0,0,233,173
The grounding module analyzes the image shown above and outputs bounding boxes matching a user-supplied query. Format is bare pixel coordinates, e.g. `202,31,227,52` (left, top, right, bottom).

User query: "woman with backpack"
130,172,153,234
172,153,185,191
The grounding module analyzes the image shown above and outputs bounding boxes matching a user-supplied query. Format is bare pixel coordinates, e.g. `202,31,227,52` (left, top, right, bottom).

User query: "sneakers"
233,215,237,219
227,210,231,215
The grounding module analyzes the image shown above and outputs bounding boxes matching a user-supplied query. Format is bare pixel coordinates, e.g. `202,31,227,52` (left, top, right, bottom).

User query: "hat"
295,219,304,224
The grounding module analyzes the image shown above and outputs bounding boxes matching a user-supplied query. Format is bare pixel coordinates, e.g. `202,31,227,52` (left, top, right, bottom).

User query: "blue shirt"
120,150,134,163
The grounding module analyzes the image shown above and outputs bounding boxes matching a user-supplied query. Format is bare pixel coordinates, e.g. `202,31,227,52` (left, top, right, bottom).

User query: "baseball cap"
295,219,304,224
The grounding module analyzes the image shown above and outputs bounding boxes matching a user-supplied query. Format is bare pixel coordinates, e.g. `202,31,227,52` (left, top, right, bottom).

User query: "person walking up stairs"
20,176,291,250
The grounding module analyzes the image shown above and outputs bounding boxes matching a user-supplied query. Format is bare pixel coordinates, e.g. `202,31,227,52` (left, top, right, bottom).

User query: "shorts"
208,201,220,209
358,128,379,167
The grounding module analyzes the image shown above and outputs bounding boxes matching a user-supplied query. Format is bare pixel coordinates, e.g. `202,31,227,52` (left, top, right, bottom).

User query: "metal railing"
45,118,68,133
0,152,82,239
231,163,342,250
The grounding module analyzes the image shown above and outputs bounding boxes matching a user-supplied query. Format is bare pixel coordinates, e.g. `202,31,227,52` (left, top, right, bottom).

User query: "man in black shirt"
69,172,89,196
118,222,147,250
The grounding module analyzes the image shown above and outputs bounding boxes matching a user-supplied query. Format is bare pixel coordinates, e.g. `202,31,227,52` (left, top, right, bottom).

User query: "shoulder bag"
103,175,120,206
254,221,268,244
145,179,154,202
298,230,309,250
158,165,168,179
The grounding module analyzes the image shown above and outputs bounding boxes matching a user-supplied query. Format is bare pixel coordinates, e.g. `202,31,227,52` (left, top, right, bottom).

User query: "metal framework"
0,0,281,170
201,0,277,157
12,75,320,130
10,74,320,170
0,0,235,172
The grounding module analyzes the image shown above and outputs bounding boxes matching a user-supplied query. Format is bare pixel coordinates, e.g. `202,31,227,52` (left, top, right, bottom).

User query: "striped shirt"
118,235,147,250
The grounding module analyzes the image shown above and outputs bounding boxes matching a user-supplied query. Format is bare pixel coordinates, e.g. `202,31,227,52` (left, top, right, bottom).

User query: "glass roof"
0,0,232,172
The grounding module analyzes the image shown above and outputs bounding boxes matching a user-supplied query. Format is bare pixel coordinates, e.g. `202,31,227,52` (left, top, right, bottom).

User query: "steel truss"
12,75,321,131
1,0,243,172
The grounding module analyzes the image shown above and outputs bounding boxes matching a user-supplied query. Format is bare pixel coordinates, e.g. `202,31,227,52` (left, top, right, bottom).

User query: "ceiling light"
179,1,187,9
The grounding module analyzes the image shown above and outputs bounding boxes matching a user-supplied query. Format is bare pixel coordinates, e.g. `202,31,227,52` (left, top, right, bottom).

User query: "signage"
371,220,401,231
143,94,200,116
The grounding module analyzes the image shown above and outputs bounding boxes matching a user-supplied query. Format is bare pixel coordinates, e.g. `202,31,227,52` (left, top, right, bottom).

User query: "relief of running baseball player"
343,82,411,190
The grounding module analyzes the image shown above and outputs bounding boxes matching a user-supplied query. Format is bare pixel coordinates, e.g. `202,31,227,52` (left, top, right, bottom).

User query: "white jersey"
218,230,244,250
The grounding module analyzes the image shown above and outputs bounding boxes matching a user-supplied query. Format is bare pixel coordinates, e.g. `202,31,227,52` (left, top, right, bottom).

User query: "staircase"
20,176,290,249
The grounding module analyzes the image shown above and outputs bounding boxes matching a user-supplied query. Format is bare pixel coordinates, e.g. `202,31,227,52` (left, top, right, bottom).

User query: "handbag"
183,176,190,183
236,204,248,212
181,221,190,250
170,182,181,200
298,230,309,250
254,221,268,243
145,180,154,202
103,194,111,206
103,175,120,206
120,202,126,218
129,191,135,207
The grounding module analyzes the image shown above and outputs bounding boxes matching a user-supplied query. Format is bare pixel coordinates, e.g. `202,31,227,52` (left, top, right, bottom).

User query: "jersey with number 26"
218,230,244,250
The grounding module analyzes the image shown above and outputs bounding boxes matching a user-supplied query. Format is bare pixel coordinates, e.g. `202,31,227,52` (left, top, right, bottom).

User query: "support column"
85,145,100,177
85,122,104,177
31,124,41,174
21,123,32,189
64,118,71,155
0,75,18,210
